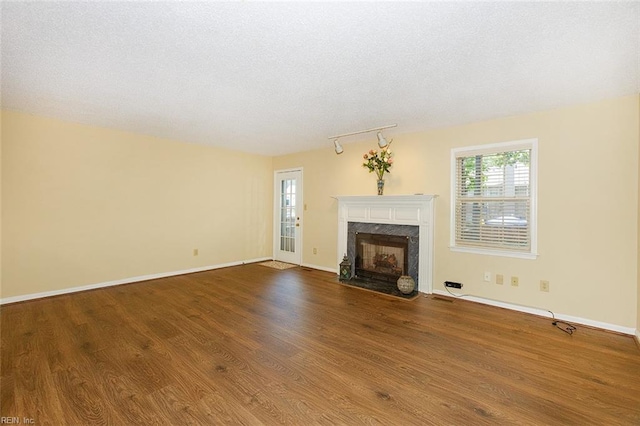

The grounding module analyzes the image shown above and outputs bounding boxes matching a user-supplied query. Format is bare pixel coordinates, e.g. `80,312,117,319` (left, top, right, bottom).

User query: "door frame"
273,168,303,264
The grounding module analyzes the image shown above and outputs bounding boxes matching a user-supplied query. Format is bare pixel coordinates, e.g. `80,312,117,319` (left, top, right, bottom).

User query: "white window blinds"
451,140,537,258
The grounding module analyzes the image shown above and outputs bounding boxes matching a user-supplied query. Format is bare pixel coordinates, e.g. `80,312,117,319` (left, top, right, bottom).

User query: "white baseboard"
432,290,636,336
0,257,272,305
300,263,338,274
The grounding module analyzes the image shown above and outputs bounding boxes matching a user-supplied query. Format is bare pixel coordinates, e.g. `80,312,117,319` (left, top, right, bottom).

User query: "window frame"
450,139,538,259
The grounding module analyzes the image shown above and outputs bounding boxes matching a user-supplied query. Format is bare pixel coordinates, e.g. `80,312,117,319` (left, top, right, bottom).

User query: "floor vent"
432,296,454,303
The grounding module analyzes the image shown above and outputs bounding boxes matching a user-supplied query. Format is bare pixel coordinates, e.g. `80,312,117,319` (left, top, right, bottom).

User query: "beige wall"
0,113,3,292
3,96,639,330
638,94,640,337
1,110,273,299
274,95,640,329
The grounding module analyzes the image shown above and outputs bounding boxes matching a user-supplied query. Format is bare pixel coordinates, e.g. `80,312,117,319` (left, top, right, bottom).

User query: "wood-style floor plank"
1,264,639,425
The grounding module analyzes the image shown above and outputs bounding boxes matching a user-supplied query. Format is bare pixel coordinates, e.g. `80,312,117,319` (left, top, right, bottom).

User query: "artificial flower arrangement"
362,146,393,181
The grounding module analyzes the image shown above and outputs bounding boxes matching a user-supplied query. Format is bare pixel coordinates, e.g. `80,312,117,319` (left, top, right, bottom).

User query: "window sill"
450,246,538,260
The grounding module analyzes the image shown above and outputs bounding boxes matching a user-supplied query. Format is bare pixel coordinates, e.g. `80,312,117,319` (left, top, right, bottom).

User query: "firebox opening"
355,233,409,284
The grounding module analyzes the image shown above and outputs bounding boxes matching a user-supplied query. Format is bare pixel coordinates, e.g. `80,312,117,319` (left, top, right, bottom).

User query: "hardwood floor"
1,264,639,425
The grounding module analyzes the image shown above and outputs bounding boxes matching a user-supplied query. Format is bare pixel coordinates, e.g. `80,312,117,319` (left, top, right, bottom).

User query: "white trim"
451,139,537,158
300,263,338,273
0,257,272,305
450,138,538,259
433,290,636,336
450,246,538,260
334,194,436,204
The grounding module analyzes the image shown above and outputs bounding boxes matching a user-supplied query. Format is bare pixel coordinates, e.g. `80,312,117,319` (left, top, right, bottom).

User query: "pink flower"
363,154,368,159
388,158,394,164
369,149,375,155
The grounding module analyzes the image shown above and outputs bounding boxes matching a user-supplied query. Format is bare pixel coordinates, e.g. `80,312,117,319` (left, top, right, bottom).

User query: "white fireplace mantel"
335,195,437,293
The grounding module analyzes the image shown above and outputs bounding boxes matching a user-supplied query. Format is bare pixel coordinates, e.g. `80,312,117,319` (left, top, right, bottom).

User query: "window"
450,139,538,259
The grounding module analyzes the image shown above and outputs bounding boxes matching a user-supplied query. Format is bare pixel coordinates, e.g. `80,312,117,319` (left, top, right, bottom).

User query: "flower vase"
377,179,385,195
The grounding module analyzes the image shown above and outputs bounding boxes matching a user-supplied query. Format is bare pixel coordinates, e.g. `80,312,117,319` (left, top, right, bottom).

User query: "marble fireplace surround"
336,195,436,293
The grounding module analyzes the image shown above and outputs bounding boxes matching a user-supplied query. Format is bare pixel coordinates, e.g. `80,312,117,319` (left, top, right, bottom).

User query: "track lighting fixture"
328,124,397,154
377,132,389,148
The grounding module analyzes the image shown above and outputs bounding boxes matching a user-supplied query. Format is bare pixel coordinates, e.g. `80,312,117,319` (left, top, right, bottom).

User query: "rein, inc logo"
1,418,35,424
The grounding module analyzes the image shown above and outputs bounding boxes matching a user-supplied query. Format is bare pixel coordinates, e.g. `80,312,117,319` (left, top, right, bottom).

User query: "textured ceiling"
2,2,639,156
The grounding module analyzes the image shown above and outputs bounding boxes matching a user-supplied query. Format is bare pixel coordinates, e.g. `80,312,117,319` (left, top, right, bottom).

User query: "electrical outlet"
313,247,317,255
496,274,504,285
483,271,491,282
511,276,519,287
540,280,550,292
193,248,199,256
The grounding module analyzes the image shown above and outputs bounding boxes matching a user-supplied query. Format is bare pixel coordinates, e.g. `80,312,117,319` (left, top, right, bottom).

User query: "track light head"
334,139,344,154
377,132,389,148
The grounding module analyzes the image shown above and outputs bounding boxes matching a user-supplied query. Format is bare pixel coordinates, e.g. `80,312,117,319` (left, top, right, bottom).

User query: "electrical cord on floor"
547,310,577,335
442,282,578,336
444,285,470,298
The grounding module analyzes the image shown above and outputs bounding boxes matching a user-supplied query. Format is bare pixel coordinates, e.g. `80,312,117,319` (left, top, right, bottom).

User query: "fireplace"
346,222,420,296
336,195,436,293
356,233,409,283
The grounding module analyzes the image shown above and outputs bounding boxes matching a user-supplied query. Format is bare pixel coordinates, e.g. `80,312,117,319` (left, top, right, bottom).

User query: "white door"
274,169,303,264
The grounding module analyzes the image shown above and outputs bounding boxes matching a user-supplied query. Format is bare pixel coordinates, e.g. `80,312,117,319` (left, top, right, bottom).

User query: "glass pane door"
280,178,296,253
274,169,302,264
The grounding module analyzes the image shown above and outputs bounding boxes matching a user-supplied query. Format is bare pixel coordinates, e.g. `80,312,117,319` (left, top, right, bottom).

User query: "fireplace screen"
355,233,409,283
